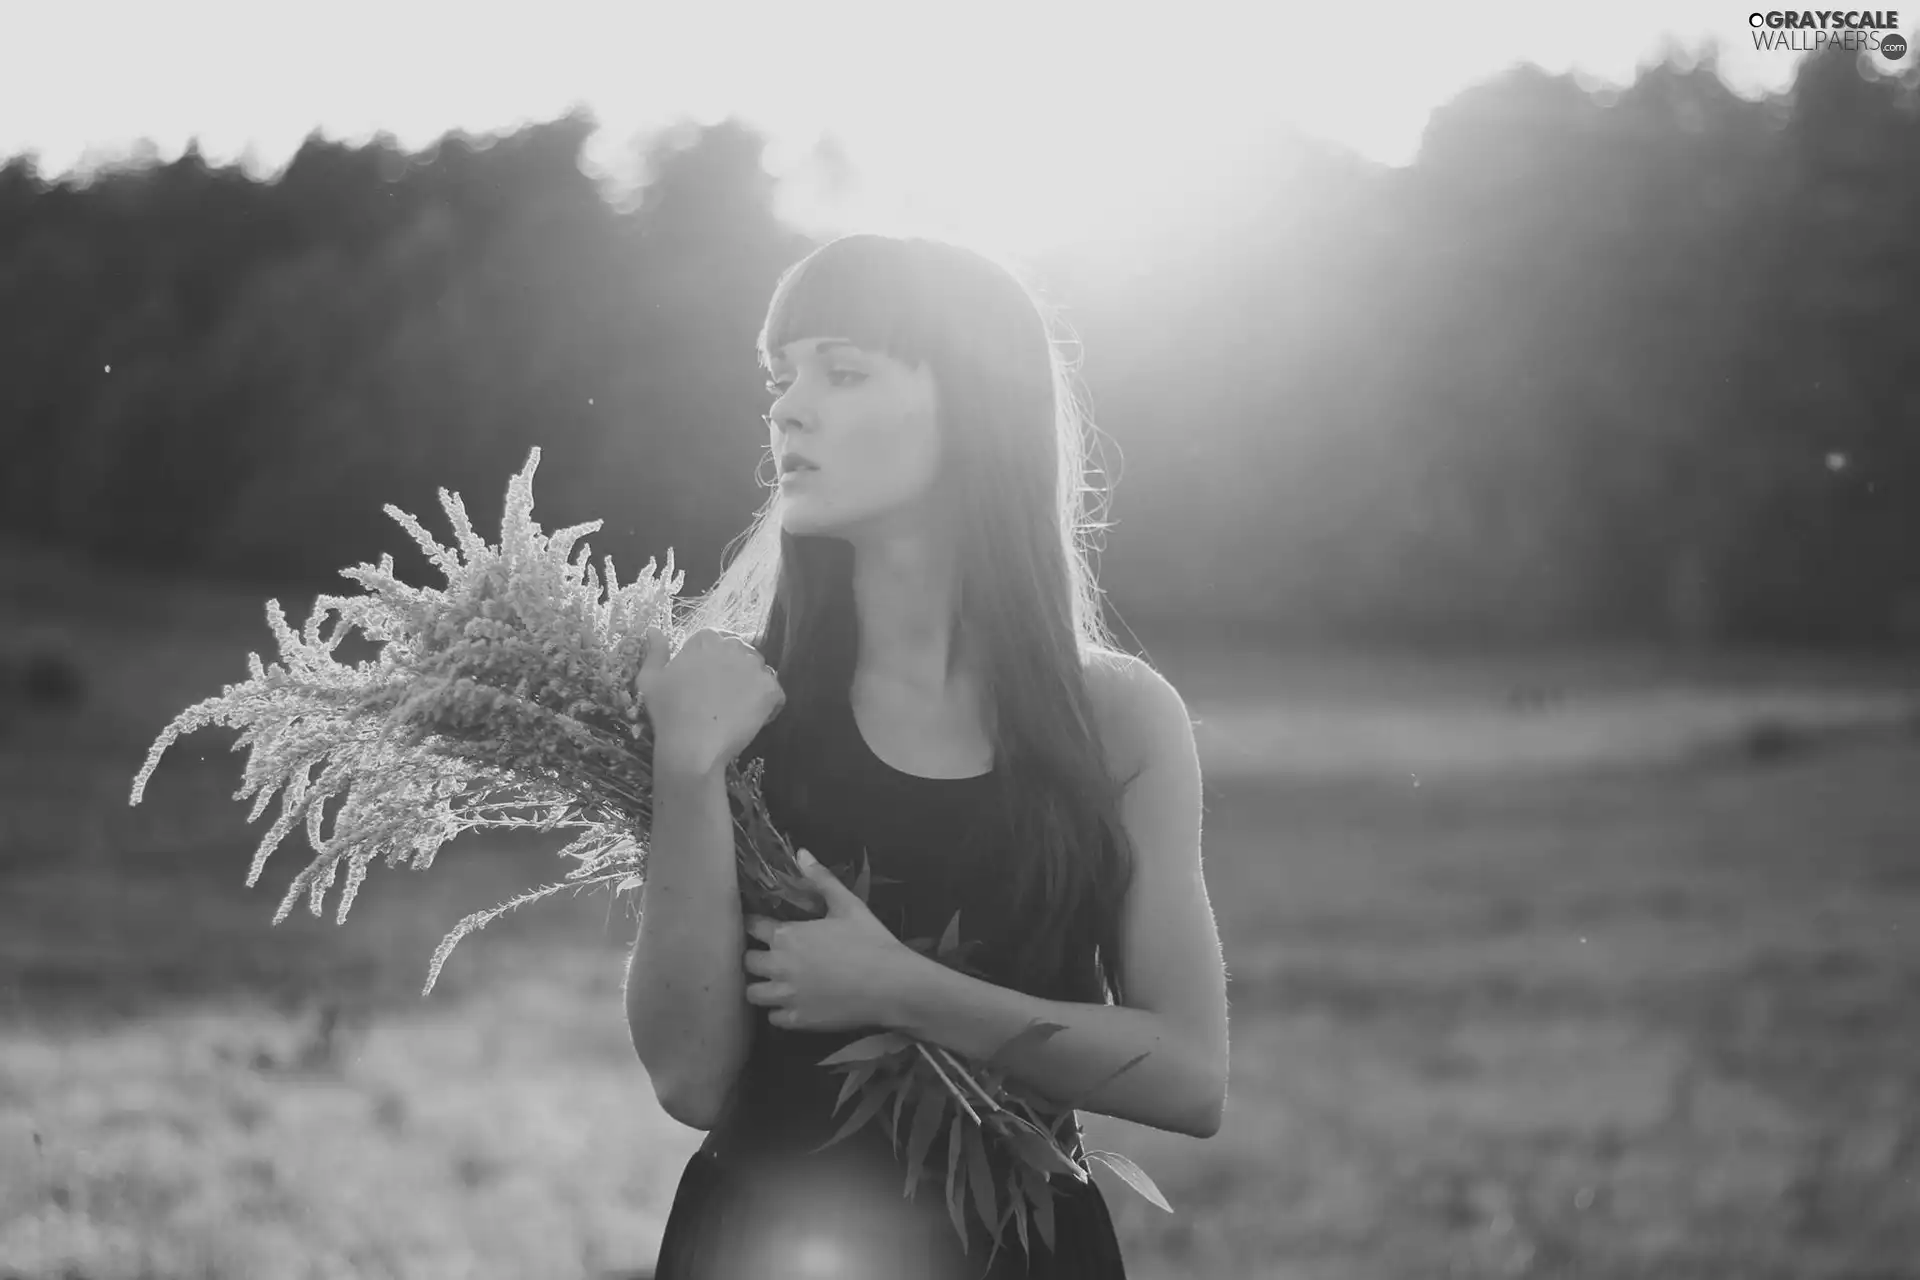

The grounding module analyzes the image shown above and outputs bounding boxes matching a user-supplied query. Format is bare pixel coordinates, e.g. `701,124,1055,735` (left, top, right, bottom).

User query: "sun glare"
642,0,1815,261
742,5,1314,262
1,0,1826,262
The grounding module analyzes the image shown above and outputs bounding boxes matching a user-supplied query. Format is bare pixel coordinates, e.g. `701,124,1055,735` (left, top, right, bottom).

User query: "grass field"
3,557,1918,1279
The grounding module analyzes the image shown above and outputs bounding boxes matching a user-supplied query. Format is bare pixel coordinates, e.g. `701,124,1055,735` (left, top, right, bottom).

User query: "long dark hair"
687,233,1138,1005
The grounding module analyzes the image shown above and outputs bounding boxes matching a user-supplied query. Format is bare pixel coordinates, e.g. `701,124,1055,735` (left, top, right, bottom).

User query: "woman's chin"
778,502,839,538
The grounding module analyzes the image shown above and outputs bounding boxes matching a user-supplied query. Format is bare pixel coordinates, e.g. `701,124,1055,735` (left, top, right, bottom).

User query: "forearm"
625,765,752,1127
883,955,1225,1139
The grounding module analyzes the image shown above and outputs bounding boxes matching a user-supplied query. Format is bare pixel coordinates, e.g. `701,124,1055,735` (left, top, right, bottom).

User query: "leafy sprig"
812,867,1172,1265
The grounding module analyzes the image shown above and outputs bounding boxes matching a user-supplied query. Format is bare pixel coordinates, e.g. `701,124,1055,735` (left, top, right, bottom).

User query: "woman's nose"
766,402,809,435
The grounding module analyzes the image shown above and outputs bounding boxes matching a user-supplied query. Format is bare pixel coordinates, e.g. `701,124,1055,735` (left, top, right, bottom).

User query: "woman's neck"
848,531,969,698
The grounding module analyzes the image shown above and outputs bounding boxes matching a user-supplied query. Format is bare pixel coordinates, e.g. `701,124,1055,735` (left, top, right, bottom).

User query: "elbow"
1176,1056,1228,1140
1177,1096,1224,1141
628,1020,728,1132
656,1080,726,1132
637,1048,729,1131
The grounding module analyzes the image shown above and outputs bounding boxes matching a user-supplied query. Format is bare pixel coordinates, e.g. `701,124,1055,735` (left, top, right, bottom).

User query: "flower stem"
935,1045,1007,1118
914,1042,983,1126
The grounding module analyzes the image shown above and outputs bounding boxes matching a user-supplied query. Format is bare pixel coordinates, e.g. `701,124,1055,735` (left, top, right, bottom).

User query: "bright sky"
2,0,1905,258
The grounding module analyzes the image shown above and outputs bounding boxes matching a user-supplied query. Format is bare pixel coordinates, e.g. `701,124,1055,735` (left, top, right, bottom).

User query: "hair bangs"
758,235,935,370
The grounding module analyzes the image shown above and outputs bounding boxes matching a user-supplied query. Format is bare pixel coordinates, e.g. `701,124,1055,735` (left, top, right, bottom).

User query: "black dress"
651,690,1128,1279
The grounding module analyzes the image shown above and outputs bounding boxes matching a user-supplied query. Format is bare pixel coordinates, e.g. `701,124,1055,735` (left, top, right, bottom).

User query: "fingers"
743,980,791,1008
696,629,756,663
741,921,789,1010
794,850,856,909
638,624,668,681
675,627,731,655
742,925,793,1017
710,630,769,672
679,628,778,681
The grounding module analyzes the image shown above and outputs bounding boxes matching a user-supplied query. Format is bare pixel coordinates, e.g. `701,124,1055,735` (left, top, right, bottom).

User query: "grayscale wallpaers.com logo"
1749,10,1910,58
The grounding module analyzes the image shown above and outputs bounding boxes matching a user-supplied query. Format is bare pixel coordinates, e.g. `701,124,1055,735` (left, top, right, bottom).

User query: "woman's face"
764,335,944,539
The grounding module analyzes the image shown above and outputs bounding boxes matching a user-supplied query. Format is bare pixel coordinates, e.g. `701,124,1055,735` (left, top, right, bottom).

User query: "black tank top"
702,687,1105,1166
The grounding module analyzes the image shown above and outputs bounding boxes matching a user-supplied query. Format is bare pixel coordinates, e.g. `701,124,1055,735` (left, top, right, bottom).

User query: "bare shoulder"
1081,646,1197,786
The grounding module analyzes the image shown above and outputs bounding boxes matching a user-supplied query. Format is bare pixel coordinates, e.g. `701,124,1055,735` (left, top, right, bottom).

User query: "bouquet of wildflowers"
129,448,1167,1264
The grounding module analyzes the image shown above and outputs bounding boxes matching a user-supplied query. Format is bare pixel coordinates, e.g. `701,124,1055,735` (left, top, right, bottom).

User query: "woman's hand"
743,850,922,1032
637,625,785,782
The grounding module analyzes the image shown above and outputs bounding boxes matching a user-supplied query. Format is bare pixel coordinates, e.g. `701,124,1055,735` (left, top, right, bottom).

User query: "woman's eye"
765,370,862,396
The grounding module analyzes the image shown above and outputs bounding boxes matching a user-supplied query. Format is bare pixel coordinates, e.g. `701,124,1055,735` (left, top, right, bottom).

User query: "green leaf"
817,1032,912,1067
994,1114,1089,1182
945,1115,968,1253
890,1074,911,1152
962,1115,998,1241
903,1084,946,1201
984,1018,1070,1075
830,1058,881,1114
1021,1162,1057,1253
1088,1150,1174,1212
922,1067,982,1129
938,910,961,956
852,851,872,903
983,1200,1011,1274
1009,1191,1030,1259
811,1074,898,1154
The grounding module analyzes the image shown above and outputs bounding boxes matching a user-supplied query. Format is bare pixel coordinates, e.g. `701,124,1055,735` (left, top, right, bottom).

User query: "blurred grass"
3,555,1919,1279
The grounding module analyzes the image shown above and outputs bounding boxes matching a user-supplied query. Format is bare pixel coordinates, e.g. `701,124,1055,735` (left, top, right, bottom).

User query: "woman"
626,233,1229,1278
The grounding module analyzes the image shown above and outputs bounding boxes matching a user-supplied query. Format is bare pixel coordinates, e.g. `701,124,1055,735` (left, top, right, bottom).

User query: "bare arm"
624,762,755,1129
881,656,1230,1138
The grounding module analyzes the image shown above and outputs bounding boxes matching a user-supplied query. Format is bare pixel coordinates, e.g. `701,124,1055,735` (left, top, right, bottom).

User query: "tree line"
2,45,1915,646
